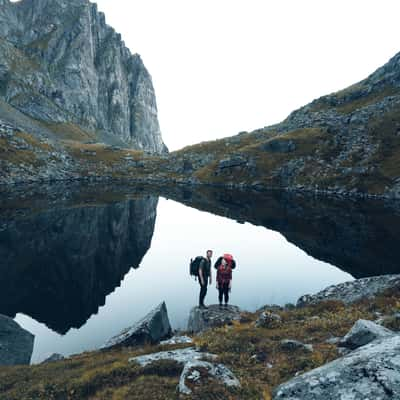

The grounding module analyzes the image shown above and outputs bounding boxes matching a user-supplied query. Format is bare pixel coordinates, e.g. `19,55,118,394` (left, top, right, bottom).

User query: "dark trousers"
218,282,230,304
199,280,208,306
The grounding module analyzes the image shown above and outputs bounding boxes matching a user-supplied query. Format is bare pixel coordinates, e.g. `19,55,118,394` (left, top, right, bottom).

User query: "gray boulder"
179,360,241,395
339,319,394,350
129,347,240,395
273,334,400,400
187,304,241,333
297,274,400,307
101,302,172,350
0,314,34,366
129,347,216,366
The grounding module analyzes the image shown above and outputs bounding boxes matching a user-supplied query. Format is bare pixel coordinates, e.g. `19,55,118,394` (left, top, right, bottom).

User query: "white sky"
95,2,400,150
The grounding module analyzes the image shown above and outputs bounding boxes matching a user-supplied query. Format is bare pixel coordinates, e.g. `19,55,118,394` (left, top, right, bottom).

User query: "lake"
0,183,399,363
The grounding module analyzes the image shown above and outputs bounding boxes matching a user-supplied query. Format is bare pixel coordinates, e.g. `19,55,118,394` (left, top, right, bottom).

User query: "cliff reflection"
0,185,158,334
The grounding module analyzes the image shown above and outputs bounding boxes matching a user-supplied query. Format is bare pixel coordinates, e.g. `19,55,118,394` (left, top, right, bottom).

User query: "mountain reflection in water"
0,182,399,362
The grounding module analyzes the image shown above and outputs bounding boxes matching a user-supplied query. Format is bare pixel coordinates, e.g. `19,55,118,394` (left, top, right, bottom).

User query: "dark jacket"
199,258,211,279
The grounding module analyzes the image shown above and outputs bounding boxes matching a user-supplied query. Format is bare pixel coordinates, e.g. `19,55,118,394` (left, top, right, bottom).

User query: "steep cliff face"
0,0,167,153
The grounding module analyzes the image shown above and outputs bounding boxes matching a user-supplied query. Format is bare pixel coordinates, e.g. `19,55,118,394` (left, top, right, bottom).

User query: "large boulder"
187,304,241,333
179,360,241,395
297,275,400,307
0,314,34,366
339,319,394,350
273,334,400,400
129,347,240,396
101,302,172,350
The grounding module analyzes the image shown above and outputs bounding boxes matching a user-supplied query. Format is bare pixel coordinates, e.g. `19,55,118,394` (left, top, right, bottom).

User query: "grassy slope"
1,286,400,400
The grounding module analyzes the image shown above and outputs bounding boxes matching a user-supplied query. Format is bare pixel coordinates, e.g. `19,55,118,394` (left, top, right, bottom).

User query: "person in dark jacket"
216,256,233,307
198,250,213,309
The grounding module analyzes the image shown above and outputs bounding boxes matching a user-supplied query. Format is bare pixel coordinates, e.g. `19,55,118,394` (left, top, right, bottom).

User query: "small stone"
280,339,313,352
255,311,282,328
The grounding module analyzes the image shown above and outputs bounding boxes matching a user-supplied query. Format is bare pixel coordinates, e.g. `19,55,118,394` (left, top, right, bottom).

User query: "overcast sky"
95,0,400,151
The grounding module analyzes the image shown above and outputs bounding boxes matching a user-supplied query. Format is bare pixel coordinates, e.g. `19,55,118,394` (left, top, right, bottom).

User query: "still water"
1,183,399,363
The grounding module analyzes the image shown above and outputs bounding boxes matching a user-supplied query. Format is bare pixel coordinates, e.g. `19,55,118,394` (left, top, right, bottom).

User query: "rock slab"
0,314,34,366
339,319,394,350
179,360,241,395
129,347,216,367
101,302,172,350
129,347,240,395
187,304,241,333
273,334,400,400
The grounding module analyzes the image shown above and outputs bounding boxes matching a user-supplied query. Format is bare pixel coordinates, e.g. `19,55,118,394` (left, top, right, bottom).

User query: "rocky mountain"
162,51,400,198
0,0,167,153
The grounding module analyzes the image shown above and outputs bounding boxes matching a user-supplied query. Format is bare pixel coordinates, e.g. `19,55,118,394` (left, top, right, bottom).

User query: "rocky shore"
1,274,400,399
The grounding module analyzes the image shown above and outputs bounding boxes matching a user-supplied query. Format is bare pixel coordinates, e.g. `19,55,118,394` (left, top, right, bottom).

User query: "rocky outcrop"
129,347,216,367
339,319,394,350
129,347,240,396
101,302,172,350
187,304,241,333
0,186,158,334
166,50,400,199
178,360,241,395
273,334,400,400
0,314,34,366
0,0,167,153
297,275,400,306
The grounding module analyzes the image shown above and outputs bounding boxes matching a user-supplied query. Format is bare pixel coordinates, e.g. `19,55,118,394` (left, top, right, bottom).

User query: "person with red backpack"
215,254,235,307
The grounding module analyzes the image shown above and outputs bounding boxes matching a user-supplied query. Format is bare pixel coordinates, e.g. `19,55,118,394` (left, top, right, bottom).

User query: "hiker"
198,250,213,309
216,254,233,307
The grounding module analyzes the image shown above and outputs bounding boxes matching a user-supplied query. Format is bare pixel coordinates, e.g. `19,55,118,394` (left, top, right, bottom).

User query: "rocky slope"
0,0,167,153
1,2,400,197
1,275,400,399
162,51,400,198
